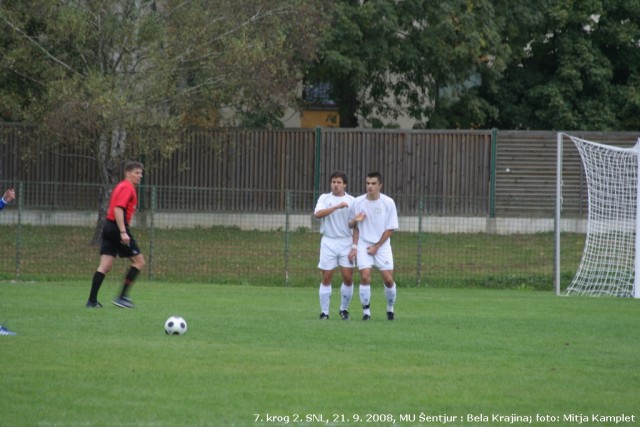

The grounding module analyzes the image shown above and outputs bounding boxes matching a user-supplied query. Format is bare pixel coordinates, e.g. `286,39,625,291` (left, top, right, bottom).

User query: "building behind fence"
0,125,638,288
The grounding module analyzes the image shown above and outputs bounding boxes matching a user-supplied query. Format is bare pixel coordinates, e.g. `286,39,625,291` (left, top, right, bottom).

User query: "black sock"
120,267,141,298
89,271,105,303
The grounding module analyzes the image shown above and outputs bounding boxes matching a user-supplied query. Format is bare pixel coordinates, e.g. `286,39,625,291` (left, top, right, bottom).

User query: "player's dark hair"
330,170,348,184
367,171,382,183
124,161,144,172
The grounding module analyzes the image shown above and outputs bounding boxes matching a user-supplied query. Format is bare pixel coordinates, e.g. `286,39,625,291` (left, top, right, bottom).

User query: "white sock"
359,284,371,315
385,282,397,312
319,284,332,314
340,283,353,311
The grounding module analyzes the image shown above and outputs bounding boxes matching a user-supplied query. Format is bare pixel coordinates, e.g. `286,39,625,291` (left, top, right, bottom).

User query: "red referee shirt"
106,179,138,225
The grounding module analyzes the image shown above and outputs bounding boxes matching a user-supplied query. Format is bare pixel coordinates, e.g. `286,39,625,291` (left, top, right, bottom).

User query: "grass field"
0,281,638,426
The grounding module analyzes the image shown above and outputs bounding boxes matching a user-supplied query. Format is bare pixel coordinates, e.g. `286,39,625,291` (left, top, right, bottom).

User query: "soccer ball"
164,316,187,335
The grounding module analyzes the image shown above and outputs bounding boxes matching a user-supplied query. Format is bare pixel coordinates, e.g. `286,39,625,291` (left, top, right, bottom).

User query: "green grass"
0,225,585,290
1,281,638,426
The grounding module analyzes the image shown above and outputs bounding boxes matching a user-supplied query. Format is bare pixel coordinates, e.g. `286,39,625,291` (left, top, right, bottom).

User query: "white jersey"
350,193,399,246
314,192,355,238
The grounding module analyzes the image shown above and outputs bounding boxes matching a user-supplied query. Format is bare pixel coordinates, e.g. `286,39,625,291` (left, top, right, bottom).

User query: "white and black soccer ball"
164,316,187,335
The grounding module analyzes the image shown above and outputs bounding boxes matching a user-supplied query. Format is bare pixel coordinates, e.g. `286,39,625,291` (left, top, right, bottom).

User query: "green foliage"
398,0,507,128
307,0,640,130
236,105,286,129
487,0,640,130
1,283,639,426
5,0,640,132
0,0,328,125
0,0,328,182
0,0,329,239
307,0,400,127
308,0,513,128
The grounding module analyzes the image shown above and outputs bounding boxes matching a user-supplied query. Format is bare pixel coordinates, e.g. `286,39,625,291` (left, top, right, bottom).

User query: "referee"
86,161,146,309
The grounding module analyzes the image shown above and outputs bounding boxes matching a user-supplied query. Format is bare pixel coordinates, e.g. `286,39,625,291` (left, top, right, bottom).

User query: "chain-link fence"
0,182,584,290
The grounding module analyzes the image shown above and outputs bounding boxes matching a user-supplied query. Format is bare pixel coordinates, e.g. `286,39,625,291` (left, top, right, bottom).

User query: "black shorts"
100,220,142,258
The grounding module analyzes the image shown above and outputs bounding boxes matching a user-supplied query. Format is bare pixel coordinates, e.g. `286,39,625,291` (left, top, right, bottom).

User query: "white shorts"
356,241,394,271
318,237,355,270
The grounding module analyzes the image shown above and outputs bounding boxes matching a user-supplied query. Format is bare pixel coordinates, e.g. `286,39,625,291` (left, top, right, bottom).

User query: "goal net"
565,135,640,298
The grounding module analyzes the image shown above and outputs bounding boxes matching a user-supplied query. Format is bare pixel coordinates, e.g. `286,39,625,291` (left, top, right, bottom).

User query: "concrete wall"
0,210,586,235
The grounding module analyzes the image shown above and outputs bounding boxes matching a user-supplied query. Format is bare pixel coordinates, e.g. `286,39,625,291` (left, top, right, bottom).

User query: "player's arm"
348,227,359,263
367,229,394,255
314,202,349,219
0,187,14,210
2,187,15,203
114,207,130,245
348,211,366,228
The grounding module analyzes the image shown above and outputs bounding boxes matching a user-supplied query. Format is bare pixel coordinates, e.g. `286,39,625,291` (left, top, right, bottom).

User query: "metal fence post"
313,127,322,204
148,185,156,281
15,181,23,281
284,190,291,286
284,191,292,286
416,195,424,287
489,128,497,218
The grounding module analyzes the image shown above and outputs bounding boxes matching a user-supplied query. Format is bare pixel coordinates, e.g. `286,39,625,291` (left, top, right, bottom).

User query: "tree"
304,0,400,127
306,0,515,129
395,0,511,129
0,0,327,241
485,0,640,130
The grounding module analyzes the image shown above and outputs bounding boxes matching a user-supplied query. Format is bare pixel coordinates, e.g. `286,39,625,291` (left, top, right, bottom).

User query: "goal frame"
555,132,640,298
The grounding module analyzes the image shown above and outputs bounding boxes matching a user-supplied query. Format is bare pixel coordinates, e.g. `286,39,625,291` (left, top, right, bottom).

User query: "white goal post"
555,132,640,298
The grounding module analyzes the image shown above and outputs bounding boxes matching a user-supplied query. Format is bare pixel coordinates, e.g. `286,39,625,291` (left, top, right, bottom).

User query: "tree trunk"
337,85,360,127
90,128,127,245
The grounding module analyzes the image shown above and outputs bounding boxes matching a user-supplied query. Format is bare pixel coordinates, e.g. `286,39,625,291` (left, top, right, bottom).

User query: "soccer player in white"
314,171,356,320
348,172,399,321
